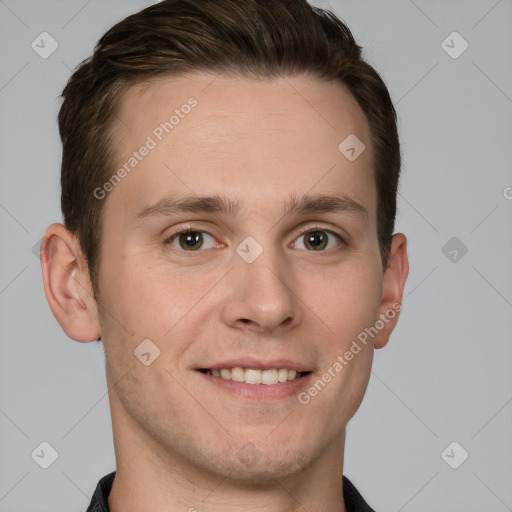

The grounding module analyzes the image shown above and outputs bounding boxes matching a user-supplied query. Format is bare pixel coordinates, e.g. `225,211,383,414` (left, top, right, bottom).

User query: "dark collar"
86,471,376,512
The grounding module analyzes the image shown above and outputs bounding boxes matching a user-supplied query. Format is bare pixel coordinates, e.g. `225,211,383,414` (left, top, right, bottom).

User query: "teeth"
245,368,261,384
231,367,245,382
261,369,279,385
287,370,297,381
220,369,231,379
205,367,304,384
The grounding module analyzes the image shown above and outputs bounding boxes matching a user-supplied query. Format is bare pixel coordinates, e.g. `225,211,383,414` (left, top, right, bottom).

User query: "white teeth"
245,369,261,384
261,369,279,385
220,369,231,379
206,367,303,384
231,367,245,382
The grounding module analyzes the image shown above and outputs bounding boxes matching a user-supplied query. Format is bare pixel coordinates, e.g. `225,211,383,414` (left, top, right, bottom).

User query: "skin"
41,72,408,512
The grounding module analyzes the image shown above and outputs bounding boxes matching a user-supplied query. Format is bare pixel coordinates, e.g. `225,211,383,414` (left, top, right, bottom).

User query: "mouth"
198,367,311,385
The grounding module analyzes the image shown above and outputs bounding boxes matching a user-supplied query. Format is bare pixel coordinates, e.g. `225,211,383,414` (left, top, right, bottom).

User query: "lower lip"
197,371,313,401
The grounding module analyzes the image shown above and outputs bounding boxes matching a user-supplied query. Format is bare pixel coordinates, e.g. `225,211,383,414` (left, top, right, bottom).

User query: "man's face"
96,72,388,480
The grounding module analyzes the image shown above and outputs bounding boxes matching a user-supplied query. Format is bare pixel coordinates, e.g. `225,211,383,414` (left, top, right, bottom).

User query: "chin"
196,445,311,484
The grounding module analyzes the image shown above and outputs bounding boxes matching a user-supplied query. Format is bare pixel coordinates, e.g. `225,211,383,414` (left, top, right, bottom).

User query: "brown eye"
167,230,216,251
293,228,342,252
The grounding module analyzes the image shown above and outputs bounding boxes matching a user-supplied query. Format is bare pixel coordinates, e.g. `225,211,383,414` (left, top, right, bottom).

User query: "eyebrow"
135,192,368,222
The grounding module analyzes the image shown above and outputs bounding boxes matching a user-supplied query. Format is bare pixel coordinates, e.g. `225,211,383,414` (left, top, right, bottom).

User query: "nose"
220,242,303,334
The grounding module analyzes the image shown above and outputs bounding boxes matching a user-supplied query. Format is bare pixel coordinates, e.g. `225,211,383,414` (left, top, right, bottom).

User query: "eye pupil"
180,231,202,250
305,230,327,250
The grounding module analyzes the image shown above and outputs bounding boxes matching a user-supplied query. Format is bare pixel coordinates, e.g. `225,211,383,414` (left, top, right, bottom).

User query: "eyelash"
164,224,346,254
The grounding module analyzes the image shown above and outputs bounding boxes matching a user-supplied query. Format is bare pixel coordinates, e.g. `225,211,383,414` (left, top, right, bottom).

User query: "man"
40,0,408,510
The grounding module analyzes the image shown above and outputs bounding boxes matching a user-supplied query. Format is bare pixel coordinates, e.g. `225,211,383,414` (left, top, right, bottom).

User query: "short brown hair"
59,0,400,297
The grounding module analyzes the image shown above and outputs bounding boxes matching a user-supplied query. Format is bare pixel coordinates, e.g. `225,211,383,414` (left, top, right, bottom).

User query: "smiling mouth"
199,367,311,385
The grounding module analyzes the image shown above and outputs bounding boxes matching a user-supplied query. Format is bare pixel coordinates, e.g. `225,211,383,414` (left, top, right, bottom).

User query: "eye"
164,225,344,253
165,227,218,252
292,226,344,252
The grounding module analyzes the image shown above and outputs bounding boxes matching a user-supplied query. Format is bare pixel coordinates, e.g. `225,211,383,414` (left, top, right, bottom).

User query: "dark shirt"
86,471,376,512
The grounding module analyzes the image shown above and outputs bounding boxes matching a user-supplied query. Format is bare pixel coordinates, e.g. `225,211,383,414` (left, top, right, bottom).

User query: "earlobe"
374,233,409,349
40,223,101,342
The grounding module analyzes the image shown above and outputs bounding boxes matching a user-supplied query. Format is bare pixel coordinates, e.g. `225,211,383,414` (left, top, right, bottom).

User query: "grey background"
1,0,511,510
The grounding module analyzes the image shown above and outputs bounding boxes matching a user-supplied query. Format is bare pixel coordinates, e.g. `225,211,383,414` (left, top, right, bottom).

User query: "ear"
374,233,409,349
40,223,101,342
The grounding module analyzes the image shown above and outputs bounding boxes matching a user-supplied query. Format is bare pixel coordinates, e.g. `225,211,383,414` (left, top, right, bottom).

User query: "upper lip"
197,357,313,373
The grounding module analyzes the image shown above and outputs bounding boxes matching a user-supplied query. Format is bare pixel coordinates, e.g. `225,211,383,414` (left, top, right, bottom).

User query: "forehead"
115,71,370,142
106,71,375,223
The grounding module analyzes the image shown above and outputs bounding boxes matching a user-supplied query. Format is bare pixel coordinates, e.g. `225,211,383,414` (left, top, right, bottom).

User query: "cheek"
311,259,383,341
300,268,381,424
97,253,215,357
